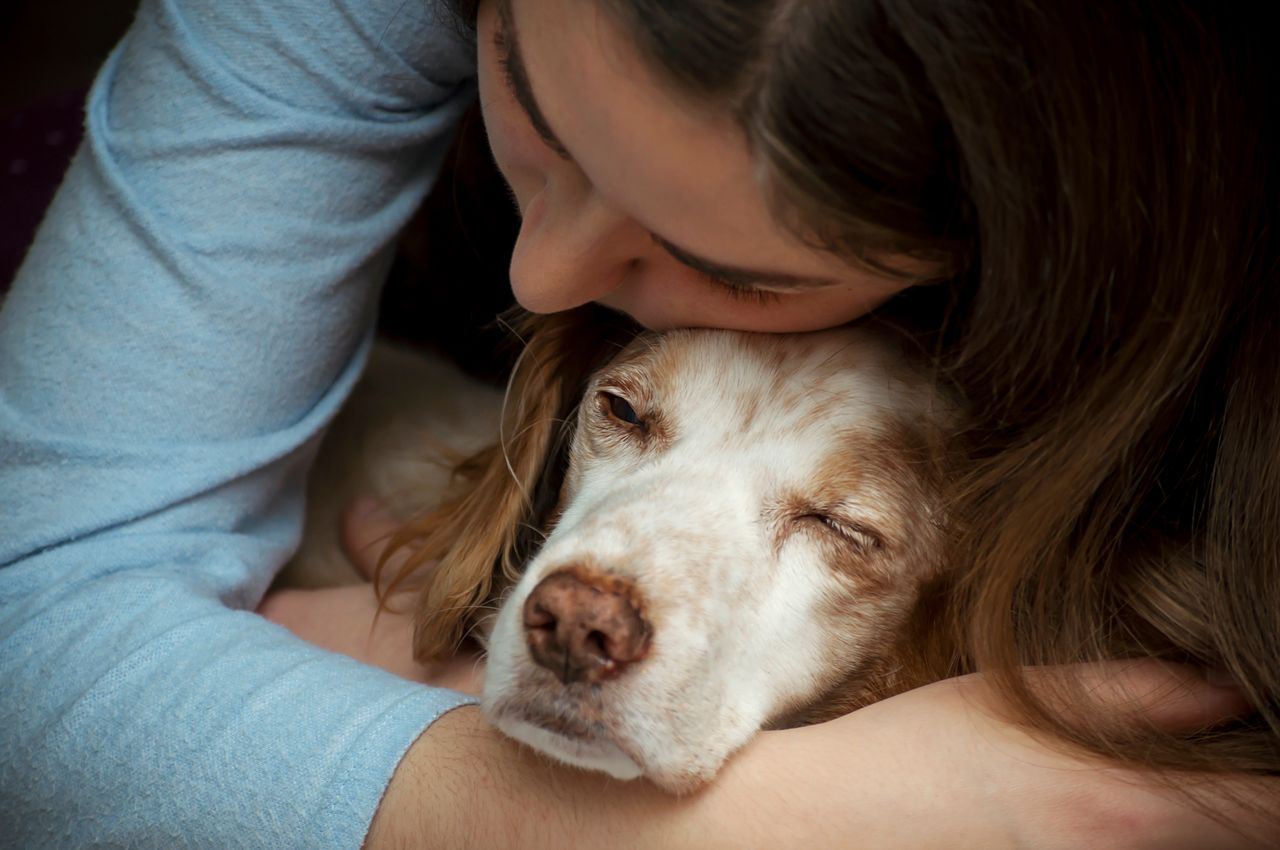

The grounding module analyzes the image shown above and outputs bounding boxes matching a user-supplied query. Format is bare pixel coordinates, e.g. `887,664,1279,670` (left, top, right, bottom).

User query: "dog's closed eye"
796,512,883,553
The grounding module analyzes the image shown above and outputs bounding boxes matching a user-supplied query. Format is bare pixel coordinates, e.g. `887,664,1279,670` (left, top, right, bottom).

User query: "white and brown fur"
286,312,957,792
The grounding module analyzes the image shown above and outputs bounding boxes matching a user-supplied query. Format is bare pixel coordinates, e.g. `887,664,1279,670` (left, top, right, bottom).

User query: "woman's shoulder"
122,0,477,118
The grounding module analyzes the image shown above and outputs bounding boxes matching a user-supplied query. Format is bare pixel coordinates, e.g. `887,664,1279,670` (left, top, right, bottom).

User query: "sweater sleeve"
0,1,480,847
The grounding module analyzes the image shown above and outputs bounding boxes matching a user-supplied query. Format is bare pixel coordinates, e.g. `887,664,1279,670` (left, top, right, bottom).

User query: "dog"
285,311,956,793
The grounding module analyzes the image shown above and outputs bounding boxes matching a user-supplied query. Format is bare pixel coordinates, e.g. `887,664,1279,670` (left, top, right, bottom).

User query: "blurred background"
1,0,139,289
0,1,520,379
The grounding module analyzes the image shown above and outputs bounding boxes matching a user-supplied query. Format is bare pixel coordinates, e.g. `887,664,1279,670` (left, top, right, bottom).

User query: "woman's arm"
364,665,1274,850
0,1,479,846
268,507,1275,849
367,695,1000,850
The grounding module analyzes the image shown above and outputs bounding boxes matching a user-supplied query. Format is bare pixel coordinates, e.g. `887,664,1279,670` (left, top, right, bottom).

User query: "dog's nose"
522,569,651,685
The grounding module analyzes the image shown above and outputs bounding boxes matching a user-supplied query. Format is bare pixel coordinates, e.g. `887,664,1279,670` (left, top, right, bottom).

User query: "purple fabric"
0,89,85,298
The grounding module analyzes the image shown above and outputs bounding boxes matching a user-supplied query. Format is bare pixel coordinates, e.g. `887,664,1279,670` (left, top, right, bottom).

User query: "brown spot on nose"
522,568,651,685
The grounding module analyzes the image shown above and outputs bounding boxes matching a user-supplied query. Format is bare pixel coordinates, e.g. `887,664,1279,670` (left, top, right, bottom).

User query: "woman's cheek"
594,263,724,331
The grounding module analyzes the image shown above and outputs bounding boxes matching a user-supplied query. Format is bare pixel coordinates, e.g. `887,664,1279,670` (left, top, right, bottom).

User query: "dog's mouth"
510,704,598,741
486,701,645,781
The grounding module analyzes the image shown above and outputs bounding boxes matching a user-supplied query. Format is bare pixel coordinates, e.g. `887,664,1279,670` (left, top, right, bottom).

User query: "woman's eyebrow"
652,234,840,290
497,2,572,159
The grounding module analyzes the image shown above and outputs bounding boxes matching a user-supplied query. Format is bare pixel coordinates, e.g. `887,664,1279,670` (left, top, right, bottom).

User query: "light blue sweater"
0,1,481,846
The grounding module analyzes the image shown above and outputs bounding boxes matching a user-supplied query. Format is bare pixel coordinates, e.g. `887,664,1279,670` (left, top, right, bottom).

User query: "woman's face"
476,0,921,332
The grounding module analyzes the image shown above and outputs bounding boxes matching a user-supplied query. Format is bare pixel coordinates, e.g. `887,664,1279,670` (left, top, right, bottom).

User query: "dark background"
1,1,139,289
0,1,521,379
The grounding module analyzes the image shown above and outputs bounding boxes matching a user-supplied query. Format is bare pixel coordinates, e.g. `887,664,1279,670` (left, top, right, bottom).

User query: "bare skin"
365,676,1272,850
475,0,927,331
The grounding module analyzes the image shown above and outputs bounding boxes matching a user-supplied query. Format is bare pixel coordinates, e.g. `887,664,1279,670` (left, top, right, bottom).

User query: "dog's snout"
523,569,651,685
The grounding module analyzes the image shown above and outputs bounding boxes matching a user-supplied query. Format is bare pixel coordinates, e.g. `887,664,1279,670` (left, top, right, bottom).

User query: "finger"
1026,660,1253,733
1103,661,1252,732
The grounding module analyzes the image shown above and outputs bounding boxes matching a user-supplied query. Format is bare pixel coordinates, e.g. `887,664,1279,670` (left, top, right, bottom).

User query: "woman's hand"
257,497,484,695
276,502,1275,848
739,664,1275,850
368,661,1276,850
975,663,1274,849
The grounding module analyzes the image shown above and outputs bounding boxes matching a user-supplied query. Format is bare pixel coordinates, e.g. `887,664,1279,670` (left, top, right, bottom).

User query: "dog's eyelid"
596,389,646,430
799,511,884,552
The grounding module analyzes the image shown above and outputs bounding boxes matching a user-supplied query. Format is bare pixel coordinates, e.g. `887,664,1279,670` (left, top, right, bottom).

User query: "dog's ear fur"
377,306,636,661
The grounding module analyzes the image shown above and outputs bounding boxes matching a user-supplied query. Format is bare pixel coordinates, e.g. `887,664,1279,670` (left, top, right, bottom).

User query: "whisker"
414,601,503,619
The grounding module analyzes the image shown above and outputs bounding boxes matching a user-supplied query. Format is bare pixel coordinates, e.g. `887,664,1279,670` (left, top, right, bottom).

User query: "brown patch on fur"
768,494,893,597
582,385,673,457
771,410,958,725
792,422,950,584
735,391,763,434
776,657,901,727
778,573,960,727
579,335,678,458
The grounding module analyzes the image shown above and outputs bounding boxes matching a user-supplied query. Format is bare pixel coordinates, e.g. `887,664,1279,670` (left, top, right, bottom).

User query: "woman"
0,0,1273,847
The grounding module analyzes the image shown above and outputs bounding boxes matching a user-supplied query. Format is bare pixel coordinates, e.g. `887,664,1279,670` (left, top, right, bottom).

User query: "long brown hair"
408,0,1277,785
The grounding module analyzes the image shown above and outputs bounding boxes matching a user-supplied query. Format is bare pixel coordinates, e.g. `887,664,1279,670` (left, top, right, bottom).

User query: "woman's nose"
508,185,652,314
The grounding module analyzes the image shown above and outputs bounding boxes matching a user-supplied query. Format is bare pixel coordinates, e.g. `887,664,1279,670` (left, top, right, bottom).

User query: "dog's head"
476,325,955,792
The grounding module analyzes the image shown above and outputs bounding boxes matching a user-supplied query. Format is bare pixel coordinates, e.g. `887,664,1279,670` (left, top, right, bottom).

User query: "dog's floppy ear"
377,306,636,661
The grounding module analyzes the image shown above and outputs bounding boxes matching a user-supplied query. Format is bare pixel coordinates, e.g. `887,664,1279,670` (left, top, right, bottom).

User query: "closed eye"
798,513,883,553
700,271,785,306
